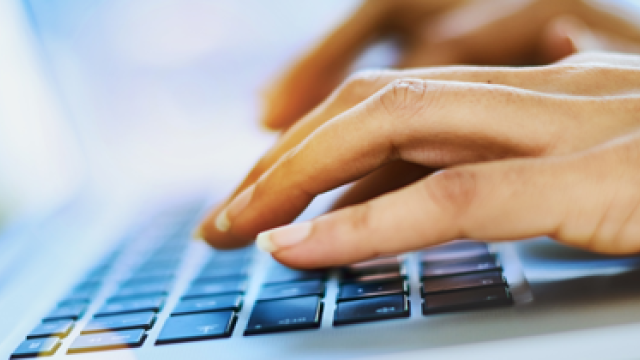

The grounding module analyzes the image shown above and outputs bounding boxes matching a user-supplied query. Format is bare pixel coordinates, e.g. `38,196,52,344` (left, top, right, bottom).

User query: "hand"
263,0,640,131
199,52,640,267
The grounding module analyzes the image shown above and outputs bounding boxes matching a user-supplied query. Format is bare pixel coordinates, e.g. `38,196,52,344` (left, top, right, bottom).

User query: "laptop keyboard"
11,203,513,358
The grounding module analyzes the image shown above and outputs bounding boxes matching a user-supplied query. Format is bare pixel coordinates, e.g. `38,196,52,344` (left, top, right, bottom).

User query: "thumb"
255,140,640,268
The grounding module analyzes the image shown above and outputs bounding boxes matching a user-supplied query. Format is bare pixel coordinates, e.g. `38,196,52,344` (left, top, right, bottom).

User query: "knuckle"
346,202,373,234
339,70,394,103
423,168,479,217
376,78,436,118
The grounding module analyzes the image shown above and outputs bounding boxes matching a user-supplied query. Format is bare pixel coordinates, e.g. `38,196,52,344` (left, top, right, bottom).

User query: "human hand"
263,0,640,131
199,52,640,267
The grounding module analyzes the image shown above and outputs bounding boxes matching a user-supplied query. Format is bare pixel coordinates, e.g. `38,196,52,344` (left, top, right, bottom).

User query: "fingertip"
197,209,255,250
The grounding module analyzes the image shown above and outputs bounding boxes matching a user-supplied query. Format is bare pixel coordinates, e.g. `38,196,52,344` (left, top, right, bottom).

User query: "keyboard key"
421,259,501,278
183,280,246,298
68,329,146,353
173,295,242,315
342,266,405,281
258,281,325,301
156,311,236,344
338,280,408,301
423,286,512,315
43,303,87,321
422,271,506,295
11,338,60,358
334,294,410,326
27,320,74,339
341,271,405,284
112,280,173,299
421,241,489,262
196,267,248,281
128,268,176,279
264,267,326,284
344,256,402,274
96,296,165,316
245,296,323,335
82,312,156,334
122,275,174,286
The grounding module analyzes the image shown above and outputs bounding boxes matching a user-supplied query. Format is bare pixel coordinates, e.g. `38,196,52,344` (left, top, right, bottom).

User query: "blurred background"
0,0,399,229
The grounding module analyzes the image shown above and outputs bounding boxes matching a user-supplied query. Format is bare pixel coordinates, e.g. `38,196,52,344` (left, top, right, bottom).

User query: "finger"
262,1,389,130
260,133,640,268
330,161,433,211
217,79,573,242
201,64,640,246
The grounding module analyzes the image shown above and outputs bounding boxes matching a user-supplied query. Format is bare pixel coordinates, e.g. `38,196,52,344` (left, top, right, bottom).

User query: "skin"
198,0,640,268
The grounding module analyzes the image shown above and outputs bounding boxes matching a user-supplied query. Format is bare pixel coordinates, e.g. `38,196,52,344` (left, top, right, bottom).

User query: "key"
68,329,146,353
258,281,325,301
122,275,174,286
342,266,405,282
96,296,165,316
82,312,155,334
27,320,74,339
196,266,248,281
421,241,489,262
422,271,506,295
264,266,326,284
63,285,100,302
183,280,246,298
173,295,242,315
112,280,173,299
11,338,60,358
128,268,176,279
421,258,501,278
43,303,87,321
345,257,402,274
341,271,405,284
245,296,323,335
156,311,236,344
136,259,181,272
334,294,410,326
338,280,408,301
423,286,512,315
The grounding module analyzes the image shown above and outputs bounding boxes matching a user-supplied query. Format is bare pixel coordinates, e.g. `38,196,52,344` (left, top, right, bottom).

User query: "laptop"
2,0,640,359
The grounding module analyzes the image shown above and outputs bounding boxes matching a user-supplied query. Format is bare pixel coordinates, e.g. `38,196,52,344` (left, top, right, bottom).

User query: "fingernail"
256,222,312,253
215,185,255,232
191,227,204,241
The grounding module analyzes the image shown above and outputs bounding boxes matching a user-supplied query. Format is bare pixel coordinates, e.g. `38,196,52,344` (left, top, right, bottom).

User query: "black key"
128,268,176,279
43,303,87,321
422,254,496,268
258,281,325,301
421,241,489,262
173,295,242,315
196,267,248,281
421,259,501,278
96,296,165,316
112,280,173,299
121,276,174,287
136,259,181,271
27,320,74,339
245,296,323,335
422,271,506,295
264,267,326,284
156,311,236,344
423,286,512,315
341,271,405,284
342,266,405,282
82,312,156,334
11,338,60,358
334,294,410,326
338,280,408,301
183,280,246,298
344,257,402,274
68,329,146,353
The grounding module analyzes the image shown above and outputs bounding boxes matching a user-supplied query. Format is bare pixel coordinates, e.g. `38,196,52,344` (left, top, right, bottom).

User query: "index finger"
211,79,578,244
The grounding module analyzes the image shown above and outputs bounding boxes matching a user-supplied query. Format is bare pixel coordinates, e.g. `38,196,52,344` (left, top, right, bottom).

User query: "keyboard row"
12,209,513,358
